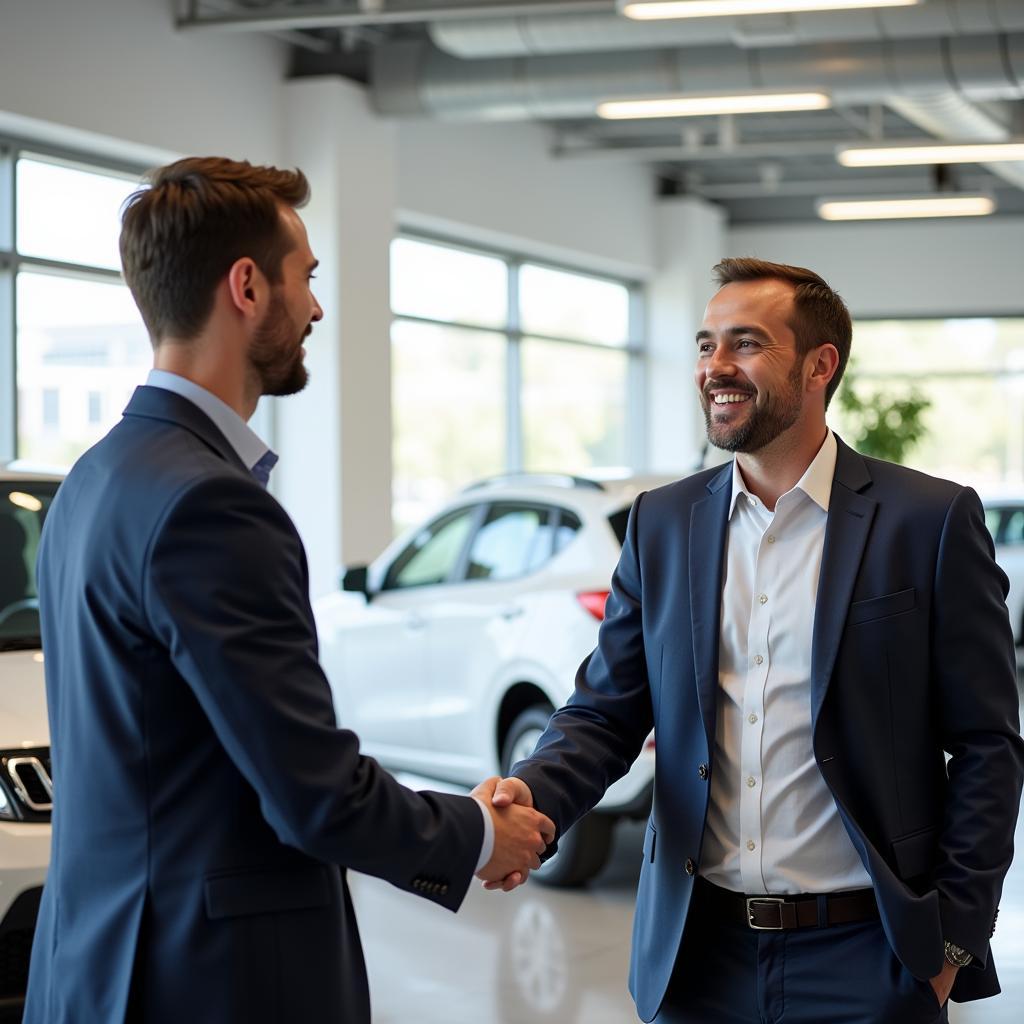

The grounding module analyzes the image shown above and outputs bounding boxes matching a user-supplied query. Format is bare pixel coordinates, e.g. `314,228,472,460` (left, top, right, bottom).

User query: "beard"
248,291,310,397
701,362,803,453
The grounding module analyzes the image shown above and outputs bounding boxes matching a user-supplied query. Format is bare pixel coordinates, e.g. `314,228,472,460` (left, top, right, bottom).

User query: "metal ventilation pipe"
429,0,1024,58
887,93,1024,190
371,33,1024,120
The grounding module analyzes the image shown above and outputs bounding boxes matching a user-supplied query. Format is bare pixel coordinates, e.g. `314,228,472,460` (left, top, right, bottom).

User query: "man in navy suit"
482,258,1024,1022
24,156,553,1024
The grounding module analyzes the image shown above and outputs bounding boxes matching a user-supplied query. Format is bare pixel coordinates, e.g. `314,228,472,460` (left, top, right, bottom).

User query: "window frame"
0,136,150,463
390,230,647,483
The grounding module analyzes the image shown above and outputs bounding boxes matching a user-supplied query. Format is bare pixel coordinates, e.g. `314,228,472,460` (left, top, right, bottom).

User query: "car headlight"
0,782,15,820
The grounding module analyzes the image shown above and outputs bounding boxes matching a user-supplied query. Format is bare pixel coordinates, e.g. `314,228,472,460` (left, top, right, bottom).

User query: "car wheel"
501,706,615,888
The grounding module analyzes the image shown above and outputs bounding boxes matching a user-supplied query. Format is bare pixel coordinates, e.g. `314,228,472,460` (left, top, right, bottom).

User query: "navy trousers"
655,879,948,1024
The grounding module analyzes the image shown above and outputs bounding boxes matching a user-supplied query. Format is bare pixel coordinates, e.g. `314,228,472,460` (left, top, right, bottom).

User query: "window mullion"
627,282,647,471
0,143,15,460
506,259,522,473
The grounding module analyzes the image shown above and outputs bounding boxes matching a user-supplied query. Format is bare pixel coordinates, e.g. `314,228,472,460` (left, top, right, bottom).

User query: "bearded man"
24,157,553,1024
480,258,1024,1023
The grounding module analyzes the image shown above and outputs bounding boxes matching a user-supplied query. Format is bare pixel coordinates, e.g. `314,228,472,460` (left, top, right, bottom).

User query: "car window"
984,508,1003,542
384,507,477,589
1002,510,1024,546
465,504,554,581
1,481,59,646
553,510,581,555
607,506,630,546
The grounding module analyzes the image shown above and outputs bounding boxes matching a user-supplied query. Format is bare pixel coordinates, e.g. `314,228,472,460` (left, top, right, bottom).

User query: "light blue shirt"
145,369,275,478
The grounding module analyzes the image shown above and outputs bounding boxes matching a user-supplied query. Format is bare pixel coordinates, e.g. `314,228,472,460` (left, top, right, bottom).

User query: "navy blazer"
25,386,483,1024
514,437,1024,1022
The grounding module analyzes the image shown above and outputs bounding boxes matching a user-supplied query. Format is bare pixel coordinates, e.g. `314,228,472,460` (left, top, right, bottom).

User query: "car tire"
501,706,615,888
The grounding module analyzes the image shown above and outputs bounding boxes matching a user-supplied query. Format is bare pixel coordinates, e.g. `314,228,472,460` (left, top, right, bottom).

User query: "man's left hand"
928,961,958,1007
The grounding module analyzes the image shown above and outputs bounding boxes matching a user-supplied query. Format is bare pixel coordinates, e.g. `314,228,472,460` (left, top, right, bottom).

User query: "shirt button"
748,713,758,724
758,594,768,605
766,535,775,544
748,495,756,506
754,655,764,665
747,840,756,852
685,859,696,875
747,776,757,788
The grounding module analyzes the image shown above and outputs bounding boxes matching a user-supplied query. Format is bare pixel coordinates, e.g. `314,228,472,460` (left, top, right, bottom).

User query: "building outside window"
389,234,643,533
1,145,150,467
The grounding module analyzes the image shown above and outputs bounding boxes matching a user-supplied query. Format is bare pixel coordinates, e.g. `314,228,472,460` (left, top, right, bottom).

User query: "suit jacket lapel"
811,438,876,731
690,463,732,748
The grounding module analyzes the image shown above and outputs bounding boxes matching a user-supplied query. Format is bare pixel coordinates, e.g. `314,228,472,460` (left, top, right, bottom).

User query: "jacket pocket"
642,820,657,863
205,865,332,920
847,587,916,626
891,825,938,880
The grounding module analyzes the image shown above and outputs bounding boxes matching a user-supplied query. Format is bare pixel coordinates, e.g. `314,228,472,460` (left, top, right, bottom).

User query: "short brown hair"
712,257,852,406
120,157,310,344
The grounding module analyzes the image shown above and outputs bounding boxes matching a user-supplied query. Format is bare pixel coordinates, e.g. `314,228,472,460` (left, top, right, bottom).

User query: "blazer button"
698,763,709,780
685,859,695,876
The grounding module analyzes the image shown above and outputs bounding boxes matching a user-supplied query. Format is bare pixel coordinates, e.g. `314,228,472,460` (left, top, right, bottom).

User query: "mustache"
703,379,755,398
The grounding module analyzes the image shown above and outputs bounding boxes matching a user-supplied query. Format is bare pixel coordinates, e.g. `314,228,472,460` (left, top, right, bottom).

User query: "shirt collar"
145,369,273,473
728,429,837,517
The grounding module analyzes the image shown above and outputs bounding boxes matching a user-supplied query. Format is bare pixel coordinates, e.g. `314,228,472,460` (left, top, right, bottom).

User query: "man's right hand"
472,777,553,890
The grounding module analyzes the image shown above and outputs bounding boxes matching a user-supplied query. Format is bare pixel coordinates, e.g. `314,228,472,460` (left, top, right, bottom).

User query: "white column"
274,77,396,599
645,196,727,475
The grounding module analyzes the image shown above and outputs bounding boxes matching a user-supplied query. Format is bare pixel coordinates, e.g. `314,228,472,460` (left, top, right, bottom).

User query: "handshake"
471,776,551,893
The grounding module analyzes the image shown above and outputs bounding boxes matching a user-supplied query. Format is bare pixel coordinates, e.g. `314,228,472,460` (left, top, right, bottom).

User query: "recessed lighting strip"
816,195,996,221
838,141,1024,166
597,91,831,119
620,0,921,21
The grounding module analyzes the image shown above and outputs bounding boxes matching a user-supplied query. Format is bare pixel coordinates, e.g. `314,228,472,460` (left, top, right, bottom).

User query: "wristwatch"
944,941,974,968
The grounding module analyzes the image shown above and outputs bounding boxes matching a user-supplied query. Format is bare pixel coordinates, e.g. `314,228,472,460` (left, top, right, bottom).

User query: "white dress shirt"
700,430,872,895
143,370,495,871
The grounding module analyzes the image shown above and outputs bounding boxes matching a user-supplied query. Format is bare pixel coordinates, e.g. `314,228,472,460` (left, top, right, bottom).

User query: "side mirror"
341,565,370,599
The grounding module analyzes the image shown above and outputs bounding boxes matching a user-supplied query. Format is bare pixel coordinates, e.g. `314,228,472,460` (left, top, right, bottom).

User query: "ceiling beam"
177,1,614,33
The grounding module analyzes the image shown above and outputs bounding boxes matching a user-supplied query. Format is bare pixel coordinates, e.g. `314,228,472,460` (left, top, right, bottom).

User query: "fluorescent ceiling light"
838,141,1024,167
816,194,996,221
597,92,830,120
620,0,920,20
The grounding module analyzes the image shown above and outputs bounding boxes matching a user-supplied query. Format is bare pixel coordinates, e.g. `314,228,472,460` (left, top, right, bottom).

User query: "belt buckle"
746,896,786,930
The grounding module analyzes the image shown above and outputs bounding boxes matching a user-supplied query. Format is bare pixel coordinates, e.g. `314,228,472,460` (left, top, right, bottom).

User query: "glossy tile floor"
354,770,1024,1023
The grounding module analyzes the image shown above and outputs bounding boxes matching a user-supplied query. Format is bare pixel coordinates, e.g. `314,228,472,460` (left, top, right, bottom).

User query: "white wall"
0,0,285,163
396,119,656,279
727,217,1024,318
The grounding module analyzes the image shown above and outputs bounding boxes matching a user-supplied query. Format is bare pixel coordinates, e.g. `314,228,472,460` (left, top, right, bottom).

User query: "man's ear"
225,258,263,320
806,343,840,397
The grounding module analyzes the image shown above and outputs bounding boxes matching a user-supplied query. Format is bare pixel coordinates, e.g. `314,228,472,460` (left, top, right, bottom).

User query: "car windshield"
0,480,59,651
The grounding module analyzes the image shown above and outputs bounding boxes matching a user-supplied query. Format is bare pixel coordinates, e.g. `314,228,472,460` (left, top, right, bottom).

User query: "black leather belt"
696,877,879,931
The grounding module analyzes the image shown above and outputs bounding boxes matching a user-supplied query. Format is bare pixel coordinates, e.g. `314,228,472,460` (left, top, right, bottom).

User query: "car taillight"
577,590,610,621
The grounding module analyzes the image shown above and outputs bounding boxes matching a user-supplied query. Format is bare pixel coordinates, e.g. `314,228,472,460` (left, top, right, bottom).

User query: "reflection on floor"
354,782,1024,1023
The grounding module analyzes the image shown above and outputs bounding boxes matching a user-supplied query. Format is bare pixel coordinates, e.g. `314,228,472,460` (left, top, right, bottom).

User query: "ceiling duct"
371,33,1024,121
429,0,1024,58
888,92,1024,189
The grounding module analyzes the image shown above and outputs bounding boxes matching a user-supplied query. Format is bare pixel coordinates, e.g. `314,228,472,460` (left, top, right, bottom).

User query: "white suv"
0,465,57,1010
315,473,673,885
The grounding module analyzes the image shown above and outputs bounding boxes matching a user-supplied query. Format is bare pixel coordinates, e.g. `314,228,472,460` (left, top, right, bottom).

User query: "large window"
834,318,1024,489
0,144,149,467
390,235,642,532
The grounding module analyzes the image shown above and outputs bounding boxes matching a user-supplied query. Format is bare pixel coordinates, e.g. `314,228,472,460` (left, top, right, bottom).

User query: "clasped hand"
472,776,552,892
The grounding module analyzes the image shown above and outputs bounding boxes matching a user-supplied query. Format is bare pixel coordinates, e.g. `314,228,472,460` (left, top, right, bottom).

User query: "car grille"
0,749,51,822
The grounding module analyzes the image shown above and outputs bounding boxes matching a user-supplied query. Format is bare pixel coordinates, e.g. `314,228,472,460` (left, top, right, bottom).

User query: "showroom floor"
353,773,1024,1023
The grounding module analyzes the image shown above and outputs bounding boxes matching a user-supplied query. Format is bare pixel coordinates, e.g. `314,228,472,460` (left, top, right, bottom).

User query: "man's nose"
706,346,735,377
311,295,324,322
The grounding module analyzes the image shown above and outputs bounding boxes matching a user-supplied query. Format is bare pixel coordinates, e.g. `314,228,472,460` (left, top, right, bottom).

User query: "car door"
422,502,559,780
332,504,482,763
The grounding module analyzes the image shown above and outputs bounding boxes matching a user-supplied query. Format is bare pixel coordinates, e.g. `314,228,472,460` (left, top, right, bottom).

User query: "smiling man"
483,257,1024,1023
